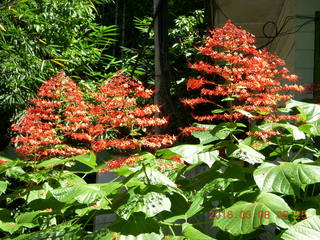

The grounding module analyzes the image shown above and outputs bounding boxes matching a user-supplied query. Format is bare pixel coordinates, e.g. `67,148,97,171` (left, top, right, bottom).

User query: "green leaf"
299,123,320,136
36,158,69,168
51,182,121,204
0,180,8,195
213,192,292,236
258,122,305,140
192,131,217,145
10,221,83,240
286,100,320,122
68,151,97,169
281,215,320,240
75,198,111,216
0,222,22,234
166,144,219,167
116,192,171,220
182,223,216,240
24,183,53,203
229,143,265,164
133,166,177,188
5,166,25,179
254,162,320,195
234,109,254,118
221,97,234,102
58,171,87,187
185,178,236,218
16,210,46,224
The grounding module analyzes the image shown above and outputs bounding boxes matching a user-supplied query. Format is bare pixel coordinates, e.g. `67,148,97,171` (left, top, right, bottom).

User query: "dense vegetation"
1,1,320,240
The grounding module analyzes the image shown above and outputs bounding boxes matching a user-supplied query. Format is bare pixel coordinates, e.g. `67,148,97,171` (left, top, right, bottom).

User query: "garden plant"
1,19,320,240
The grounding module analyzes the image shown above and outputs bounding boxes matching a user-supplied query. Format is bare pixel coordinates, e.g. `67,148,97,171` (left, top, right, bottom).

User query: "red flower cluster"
12,71,175,163
12,71,91,160
91,72,175,153
182,20,305,140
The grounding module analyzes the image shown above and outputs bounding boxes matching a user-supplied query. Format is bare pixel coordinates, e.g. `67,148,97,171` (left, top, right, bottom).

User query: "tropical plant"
11,71,175,163
2,19,320,240
181,20,305,136
0,0,116,145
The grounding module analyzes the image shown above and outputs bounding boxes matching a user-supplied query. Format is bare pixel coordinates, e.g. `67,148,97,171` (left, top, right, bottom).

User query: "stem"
159,221,182,226
142,164,151,185
291,137,310,161
276,137,288,161
312,183,316,197
168,225,176,237
83,212,95,228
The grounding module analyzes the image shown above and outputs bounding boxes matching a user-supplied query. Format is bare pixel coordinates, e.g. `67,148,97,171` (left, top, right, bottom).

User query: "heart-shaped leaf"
254,162,320,195
213,192,291,236
281,215,320,240
116,192,171,220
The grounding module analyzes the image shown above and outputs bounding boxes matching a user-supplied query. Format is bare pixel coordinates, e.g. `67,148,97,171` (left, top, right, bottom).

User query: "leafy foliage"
0,0,116,119
2,18,320,240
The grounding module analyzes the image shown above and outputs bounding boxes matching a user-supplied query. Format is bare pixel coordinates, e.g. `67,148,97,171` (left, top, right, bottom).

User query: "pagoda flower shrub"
90,72,176,170
11,70,93,161
11,71,175,165
2,21,320,240
181,20,305,140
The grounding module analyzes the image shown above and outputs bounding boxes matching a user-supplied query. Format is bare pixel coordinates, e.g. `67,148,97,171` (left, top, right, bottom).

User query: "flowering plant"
182,20,305,140
3,20,320,240
11,71,175,171
11,71,93,160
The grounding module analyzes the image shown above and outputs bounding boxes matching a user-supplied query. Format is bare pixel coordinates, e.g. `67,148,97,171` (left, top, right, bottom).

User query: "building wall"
213,0,320,100
295,0,320,99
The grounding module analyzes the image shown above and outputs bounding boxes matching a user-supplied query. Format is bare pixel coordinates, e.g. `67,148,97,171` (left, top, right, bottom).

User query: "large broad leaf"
163,144,219,167
116,192,171,220
36,152,97,169
10,222,83,240
16,210,46,224
23,182,53,203
286,99,320,123
51,182,121,204
191,124,217,144
254,162,320,195
75,198,111,217
281,215,320,240
36,158,69,168
185,178,237,218
0,222,34,234
299,123,320,136
164,178,237,224
182,223,216,240
130,166,176,188
258,122,305,140
213,192,291,236
68,151,97,169
84,227,164,240
192,123,245,144
58,171,87,187
229,143,265,164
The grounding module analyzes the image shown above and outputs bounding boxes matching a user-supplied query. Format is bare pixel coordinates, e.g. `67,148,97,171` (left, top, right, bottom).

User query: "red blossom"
0,159,8,164
182,20,305,138
91,72,175,153
12,71,176,168
11,70,92,161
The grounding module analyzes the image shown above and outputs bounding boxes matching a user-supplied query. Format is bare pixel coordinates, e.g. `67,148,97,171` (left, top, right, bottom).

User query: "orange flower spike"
182,20,305,126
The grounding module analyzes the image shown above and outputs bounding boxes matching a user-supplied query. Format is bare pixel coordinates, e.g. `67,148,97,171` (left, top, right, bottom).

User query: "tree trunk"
112,0,119,57
121,0,126,58
205,0,215,28
153,0,173,133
